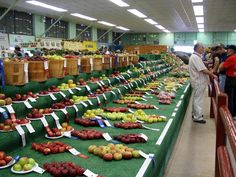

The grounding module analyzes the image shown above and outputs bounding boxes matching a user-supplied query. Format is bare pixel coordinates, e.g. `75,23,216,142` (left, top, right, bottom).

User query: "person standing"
189,43,217,123
217,45,228,92
218,45,236,119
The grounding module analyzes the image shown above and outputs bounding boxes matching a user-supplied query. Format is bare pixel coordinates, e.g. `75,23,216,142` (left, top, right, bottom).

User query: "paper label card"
138,150,150,159
100,81,105,85
139,133,148,141
68,89,74,94
6,105,15,113
96,97,101,104
24,101,32,109
102,93,107,100
73,105,78,112
111,91,116,95
33,166,45,174
87,100,93,105
61,109,68,115
83,169,98,177
103,133,112,141
103,120,112,127
69,148,80,156
0,107,6,113
81,102,88,107
28,98,36,102
51,112,59,120
40,117,48,127
44,61,49,70
55,119,62,130
59,91,66,98
49,93,57,100
25,123,35,133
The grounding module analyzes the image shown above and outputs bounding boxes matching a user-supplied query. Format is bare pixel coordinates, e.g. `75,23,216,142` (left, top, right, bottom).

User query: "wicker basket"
102,56,111,70
132,55,139,64
112,56,119,68
48,60,65,78
28,61,47,82
4,61,26,86
66,58,79,75
81,65,92,73
93,58,102,71
120,56,129,67
81,57,92,73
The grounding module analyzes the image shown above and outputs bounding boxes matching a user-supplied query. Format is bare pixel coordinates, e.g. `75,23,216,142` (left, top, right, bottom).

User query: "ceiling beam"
0,0,19,21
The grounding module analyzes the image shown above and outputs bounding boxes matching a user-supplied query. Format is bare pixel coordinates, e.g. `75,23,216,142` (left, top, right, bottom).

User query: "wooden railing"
209,78,236,177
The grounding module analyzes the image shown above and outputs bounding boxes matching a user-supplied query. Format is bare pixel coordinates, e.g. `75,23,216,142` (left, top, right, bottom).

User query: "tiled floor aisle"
164,90,216,177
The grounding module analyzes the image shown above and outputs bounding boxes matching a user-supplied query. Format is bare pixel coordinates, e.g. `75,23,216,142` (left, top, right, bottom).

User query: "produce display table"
0,60,191,177
139,54,161,61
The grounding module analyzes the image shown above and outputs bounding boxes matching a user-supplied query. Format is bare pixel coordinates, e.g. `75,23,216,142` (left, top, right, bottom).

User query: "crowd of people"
189,43,236,123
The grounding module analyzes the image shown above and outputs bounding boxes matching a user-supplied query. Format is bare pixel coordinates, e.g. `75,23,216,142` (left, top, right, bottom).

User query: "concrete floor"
164,91,216,177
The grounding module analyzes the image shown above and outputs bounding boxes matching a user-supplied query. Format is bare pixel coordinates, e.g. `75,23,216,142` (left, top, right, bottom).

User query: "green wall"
121,32,236,47
33,14,45,37
68,22,76,39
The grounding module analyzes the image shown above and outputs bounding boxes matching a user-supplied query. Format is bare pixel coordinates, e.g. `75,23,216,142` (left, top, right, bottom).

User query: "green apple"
13,163,22,171
18,157,28,167
132,150,141,158
28,158,35,166
23,164,33,171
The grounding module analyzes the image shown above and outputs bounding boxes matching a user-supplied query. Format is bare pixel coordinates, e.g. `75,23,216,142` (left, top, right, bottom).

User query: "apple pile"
0,93,12,106
12,157,36,172
88,77,100,83
45,127,62,137
27,108,43,119
134,109,167,123
136,87,152,92
83,109,104,119
113,100,135,104
71,96,88,103
114,122,142,129
43,161,86,177
0,151,13,167
101,85,112,92
74,118,101,127
114,134,146,144
32,141,69,155
125,93,144,97
130,91,146,95
0,119,30,131
60,122,73,132
47,86,60,93
76,78,87,86
151,91,160,95
51,103,65,110
58,80,76,90
71,129,103,140
109,71,120,78
102,112,126,121
121,96,143,101
157,92,172,104
12,94,28,102
88,143,141,161
127,103,154,109
38,90,50,95
103,107,128,113
27,56,47,61
94,89,104,95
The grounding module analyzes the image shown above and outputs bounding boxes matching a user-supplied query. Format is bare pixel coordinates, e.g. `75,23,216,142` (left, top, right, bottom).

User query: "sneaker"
193,119,206,124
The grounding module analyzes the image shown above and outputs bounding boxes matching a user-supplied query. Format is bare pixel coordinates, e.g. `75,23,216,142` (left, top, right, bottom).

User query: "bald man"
189,43,217,123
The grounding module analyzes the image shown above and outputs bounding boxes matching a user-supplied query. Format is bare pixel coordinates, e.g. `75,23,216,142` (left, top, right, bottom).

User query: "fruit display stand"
139,54,161,61
0,59,191,177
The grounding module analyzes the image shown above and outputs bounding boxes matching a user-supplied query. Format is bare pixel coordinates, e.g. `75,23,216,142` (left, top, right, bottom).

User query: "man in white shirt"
189,43,217,123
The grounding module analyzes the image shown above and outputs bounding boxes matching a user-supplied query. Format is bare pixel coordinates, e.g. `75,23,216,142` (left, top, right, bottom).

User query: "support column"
91,26,97,41
33,14,45,37
68,22,76,39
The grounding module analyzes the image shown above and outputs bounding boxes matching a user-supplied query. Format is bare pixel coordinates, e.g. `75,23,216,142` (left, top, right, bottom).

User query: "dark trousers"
224,76,236,117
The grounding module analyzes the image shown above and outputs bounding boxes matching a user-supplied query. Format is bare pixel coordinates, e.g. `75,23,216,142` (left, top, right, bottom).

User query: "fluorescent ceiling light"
144,18,158,25
98,21,116,26
193,5,203,16
127,9,147,18
197,24,204,28
196,16,204,23
199,29,204,32
192,0,203,3
116,26,130,31
109,0,129,7
26,0,67,12
155,25,165,30
71,13,97,21
163,29,170,33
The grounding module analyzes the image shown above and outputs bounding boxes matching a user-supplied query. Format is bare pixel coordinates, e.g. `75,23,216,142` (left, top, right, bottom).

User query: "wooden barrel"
4,61,26,86
81,57,92,73
132,55,139,64
93,58,102,71
48,60,65,78
66,58,79,75
28,61,47,82
102,56,111,70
